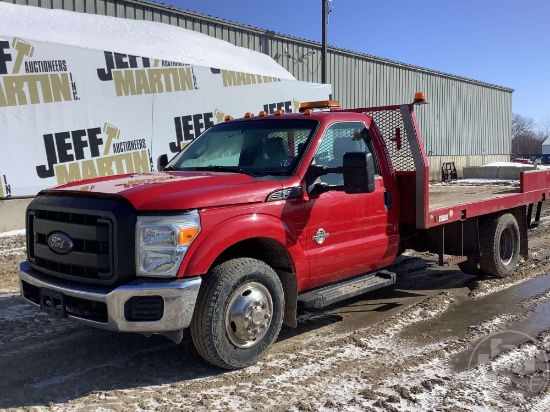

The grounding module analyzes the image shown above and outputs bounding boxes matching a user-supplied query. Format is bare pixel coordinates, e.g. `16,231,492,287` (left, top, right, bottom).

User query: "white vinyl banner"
0,37,331,198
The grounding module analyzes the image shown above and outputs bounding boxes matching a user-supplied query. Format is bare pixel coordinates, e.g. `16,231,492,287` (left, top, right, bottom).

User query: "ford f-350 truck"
19,95,550,369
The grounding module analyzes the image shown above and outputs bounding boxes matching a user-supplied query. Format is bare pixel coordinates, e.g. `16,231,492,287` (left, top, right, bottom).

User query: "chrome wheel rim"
225,282,273,348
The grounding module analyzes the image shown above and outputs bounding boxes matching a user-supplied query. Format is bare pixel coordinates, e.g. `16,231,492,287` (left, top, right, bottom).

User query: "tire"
190,258,284,369
457,257,482,276
479,213,520,278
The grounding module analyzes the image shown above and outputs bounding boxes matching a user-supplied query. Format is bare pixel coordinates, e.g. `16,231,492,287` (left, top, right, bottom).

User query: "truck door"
304,121,398,289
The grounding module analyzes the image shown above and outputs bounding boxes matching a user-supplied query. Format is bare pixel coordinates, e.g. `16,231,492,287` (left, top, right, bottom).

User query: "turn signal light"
178,227,200,245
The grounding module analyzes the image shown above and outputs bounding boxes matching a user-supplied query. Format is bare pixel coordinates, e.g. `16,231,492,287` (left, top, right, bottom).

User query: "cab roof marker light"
274,109,284,116
299,100,341,112
224,115,234,121
258,111,268,117
303,109,312,115
413,92,428,105
244,112,253,118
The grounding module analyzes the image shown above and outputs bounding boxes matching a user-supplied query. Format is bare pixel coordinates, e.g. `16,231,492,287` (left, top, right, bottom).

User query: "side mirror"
343,152,375,193
157,154,169,171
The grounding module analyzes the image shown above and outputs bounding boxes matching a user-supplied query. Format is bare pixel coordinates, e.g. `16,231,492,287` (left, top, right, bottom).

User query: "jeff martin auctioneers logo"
0,37,79,107
35,122,150,185
468,330,549,394
96,51,198,97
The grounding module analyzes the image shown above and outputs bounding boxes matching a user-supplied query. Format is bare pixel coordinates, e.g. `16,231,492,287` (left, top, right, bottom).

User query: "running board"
297,270,396,309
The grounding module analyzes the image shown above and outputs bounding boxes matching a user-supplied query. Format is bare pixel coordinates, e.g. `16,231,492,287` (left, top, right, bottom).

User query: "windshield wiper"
162,165,181,171
193,166,254,175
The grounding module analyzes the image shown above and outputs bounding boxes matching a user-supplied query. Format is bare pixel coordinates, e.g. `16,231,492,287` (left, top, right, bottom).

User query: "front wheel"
190,258,284,369
479,213,520,278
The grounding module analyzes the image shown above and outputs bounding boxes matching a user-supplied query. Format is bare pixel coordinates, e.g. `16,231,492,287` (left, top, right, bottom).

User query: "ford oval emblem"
47,232,74,254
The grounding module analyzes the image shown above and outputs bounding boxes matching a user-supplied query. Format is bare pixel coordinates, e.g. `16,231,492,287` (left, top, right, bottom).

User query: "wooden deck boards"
428,185,519,210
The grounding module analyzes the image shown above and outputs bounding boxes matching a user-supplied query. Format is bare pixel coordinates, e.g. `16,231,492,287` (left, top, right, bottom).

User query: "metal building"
2,0,513,180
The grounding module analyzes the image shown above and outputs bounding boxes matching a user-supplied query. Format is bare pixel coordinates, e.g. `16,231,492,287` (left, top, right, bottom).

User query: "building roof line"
124,0,514,93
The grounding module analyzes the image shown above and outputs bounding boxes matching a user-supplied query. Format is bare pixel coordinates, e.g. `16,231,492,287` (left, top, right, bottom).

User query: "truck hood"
51,172,284,210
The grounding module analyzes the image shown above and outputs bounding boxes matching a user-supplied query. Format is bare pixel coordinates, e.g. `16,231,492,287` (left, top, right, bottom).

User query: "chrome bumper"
19,260,201,333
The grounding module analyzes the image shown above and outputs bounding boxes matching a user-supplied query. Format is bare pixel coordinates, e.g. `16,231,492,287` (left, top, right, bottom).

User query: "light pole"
321,0,330,84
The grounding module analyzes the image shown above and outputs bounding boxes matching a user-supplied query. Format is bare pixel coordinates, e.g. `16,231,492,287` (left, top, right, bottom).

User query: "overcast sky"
166,0,550,125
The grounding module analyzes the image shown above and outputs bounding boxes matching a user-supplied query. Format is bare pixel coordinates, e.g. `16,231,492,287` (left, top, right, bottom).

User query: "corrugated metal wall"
3,0,513,161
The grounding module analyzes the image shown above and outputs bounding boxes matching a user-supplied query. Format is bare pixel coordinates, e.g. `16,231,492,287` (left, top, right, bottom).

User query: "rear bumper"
19,260,201,333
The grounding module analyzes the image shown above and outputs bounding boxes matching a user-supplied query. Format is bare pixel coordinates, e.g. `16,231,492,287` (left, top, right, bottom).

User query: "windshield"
167,119,319,175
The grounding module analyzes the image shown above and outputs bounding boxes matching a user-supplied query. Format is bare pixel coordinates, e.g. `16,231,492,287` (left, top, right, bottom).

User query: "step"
297,270,396,309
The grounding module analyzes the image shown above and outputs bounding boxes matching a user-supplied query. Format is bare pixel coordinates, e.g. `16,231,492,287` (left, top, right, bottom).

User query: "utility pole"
321,0,328,84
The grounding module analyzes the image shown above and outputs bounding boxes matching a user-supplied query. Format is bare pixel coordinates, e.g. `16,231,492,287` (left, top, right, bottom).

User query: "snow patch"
433,178,519,186
0,229,25,238
0,2,295,80
484,161,536,168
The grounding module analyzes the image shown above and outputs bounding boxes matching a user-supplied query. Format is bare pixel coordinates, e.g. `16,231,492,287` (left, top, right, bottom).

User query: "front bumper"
19,260,201,333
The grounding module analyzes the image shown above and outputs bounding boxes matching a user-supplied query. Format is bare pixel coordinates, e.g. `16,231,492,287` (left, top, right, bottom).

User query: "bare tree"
538,117,550,142
511,114,548,155
512,113,536,140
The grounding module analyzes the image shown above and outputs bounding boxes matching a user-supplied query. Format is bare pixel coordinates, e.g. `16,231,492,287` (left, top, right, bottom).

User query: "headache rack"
342,102,430,229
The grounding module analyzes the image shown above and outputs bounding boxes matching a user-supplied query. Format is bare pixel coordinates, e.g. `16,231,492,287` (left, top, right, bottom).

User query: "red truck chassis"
18,97,550,369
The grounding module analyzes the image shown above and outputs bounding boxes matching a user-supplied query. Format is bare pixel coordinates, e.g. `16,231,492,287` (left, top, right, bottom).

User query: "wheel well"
211,238,298,328
212,237,295,273
479,207,527,259
210,238,298,328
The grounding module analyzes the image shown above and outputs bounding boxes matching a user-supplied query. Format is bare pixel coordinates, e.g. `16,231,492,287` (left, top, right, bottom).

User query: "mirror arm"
309,165,343,177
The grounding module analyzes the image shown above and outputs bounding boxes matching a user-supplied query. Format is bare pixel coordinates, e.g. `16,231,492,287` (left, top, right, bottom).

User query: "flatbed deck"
421,170,550,228
429,184,519,210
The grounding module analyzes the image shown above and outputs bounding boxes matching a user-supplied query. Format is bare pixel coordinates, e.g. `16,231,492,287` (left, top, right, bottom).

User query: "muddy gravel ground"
1,204,550,411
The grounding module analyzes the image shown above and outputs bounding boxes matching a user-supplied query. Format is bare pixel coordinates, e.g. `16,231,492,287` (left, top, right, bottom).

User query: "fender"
179,213,308,286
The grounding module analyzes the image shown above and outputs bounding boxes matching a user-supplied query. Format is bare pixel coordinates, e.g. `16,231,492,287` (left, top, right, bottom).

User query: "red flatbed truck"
18,94,550,369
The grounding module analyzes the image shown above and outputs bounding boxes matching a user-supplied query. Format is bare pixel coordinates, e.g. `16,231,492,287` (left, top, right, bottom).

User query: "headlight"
136,211,200,277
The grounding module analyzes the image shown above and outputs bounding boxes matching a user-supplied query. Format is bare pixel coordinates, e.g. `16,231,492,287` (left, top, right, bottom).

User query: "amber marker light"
258,111,268,117
274,109,284,116
178,227,200,245
303,109,312,115
299,100,341,112
224,115,234,121
244,112,253,118
413,92,428,105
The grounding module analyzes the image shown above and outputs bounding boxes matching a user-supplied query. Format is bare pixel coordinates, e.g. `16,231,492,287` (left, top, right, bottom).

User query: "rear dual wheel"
190,258,284,369
478,213,520,278
457,257,481,276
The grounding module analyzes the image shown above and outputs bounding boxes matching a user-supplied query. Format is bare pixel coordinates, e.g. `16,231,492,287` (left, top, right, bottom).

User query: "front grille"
30,210,113,280
27,195,136,286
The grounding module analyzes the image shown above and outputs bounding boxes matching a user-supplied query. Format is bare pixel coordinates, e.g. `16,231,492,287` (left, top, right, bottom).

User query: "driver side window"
314,122,379,185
